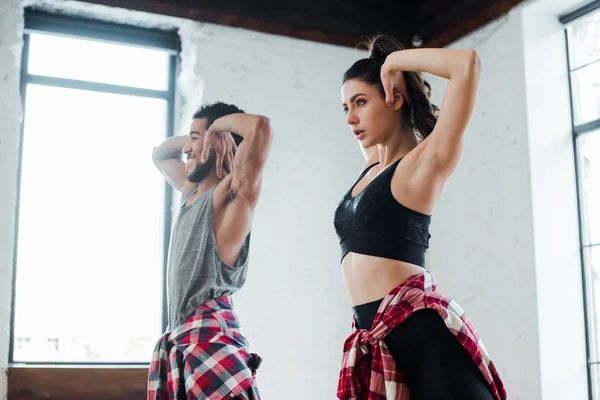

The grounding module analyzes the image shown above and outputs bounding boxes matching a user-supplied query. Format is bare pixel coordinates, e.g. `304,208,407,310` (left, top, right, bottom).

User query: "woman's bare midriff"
342,252,425,306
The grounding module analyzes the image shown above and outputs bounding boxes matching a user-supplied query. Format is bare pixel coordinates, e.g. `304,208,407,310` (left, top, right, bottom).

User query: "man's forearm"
152,135,188,163
209,113,267,140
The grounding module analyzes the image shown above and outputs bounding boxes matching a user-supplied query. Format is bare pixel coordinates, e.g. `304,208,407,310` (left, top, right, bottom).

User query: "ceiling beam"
71,0,524,49
420,0,524,47
78,0,411,48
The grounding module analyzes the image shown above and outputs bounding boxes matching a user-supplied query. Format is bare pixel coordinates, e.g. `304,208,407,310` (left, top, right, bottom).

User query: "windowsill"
7,365,148,400
9,362,149,368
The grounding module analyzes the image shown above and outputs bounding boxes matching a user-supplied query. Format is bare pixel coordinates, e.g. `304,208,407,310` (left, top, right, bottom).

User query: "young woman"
334,36,506,400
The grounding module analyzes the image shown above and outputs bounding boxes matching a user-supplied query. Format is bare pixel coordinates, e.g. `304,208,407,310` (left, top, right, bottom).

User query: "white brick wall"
0,0,591,399
523,0,589,397
0,1,24,399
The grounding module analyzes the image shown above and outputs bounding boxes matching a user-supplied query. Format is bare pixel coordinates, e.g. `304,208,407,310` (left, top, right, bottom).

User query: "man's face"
182,118,216,183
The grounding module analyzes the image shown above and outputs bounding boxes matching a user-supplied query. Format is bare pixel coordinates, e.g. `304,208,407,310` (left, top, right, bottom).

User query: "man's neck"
194,172,223,197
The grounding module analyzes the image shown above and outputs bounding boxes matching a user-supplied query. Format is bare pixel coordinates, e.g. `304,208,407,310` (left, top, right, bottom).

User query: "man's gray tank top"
167,186,251,329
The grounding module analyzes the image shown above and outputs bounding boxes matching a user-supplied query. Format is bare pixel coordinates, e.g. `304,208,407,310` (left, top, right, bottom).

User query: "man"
147,102,272,400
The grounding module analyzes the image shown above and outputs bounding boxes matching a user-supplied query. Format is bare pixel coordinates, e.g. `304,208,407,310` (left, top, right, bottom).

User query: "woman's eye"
343,108,348,114
357,99,365,106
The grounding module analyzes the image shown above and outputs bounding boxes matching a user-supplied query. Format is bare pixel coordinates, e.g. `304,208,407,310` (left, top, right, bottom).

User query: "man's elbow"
151,147,169,170
254,115,273,143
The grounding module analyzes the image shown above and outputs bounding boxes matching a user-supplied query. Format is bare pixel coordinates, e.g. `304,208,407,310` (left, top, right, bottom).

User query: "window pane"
13,84,166,362
583,246,600,364
567,8,600,70
590,364,600,400
28,33,170,91
578,131,600,245
592,364,600,400
571,61,600,126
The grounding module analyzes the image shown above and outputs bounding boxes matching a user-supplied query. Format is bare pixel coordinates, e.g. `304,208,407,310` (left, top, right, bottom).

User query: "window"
562,2,600,399
10,11,179,365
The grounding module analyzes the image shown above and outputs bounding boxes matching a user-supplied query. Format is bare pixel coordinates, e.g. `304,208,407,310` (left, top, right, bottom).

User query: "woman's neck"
378,128,419,167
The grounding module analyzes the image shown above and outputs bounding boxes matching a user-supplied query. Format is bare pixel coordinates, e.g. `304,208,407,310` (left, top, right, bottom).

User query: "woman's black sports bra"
333,158,431,267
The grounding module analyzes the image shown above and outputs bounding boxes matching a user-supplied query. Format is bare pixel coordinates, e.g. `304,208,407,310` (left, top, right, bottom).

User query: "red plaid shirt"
147,296,262,400
337,271,506,400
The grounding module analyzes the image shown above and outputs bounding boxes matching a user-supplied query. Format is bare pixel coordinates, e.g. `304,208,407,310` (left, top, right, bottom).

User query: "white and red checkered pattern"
148,296,261,400
337,270,506,400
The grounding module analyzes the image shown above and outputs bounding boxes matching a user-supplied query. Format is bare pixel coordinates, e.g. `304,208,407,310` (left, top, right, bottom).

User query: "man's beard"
187,153,216,183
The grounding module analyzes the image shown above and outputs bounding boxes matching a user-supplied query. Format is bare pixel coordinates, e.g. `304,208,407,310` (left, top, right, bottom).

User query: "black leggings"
353,299,495,400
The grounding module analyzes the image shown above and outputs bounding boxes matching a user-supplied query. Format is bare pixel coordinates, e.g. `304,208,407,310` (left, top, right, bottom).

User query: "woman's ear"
392,88,404,111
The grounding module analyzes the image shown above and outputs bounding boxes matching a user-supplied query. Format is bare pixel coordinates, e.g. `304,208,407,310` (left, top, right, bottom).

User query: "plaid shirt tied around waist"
337,270,506,400
148,296,262,400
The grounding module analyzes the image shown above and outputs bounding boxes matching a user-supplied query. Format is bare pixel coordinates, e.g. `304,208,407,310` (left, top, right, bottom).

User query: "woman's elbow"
464,49,482,75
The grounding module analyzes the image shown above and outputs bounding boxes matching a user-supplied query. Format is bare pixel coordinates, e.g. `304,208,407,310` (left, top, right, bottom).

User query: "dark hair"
343,35,439,140
193,101,245,145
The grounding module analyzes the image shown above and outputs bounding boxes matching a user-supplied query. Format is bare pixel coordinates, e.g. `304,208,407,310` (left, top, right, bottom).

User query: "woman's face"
341,78,402,149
